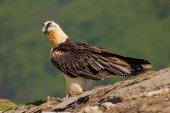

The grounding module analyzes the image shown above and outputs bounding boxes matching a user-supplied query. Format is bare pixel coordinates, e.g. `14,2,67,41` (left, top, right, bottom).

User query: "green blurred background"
0,0,170,103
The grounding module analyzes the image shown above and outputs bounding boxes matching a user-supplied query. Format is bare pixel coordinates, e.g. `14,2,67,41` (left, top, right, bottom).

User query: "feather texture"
50,39,152,80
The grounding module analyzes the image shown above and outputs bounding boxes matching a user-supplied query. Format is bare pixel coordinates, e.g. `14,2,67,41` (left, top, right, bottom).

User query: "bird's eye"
47,22,52,28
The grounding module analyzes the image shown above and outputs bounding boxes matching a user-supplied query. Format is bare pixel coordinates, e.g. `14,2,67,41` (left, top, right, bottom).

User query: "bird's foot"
61,95,69,101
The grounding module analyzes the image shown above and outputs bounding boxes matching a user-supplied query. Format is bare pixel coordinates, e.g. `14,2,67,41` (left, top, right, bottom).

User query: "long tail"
97,52,152,76
123,57,152,74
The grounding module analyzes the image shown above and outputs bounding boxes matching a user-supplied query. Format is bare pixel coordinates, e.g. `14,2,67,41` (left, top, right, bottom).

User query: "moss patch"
26,96,58,106
0,99,17,111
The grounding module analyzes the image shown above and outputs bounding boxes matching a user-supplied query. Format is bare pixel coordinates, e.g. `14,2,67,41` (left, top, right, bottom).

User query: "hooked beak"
42,27,47,35
44,31,47,34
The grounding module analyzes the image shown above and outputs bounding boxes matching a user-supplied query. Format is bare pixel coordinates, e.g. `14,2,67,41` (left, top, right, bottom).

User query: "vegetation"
0,99,17,111
0,0,170,103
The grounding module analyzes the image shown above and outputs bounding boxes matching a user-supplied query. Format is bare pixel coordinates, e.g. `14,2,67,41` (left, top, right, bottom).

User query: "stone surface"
2,68,170,113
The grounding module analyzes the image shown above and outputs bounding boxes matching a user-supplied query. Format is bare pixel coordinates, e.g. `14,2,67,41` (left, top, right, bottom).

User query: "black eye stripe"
47,22,52,27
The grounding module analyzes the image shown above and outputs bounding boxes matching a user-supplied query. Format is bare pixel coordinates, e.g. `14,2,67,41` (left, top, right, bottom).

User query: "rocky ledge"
2,68,170,113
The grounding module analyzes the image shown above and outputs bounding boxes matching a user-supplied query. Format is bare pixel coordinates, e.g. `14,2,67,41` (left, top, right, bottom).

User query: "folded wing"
51,42,152,80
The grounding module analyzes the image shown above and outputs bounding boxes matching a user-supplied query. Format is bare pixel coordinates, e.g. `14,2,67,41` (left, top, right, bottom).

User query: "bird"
42,21,152,97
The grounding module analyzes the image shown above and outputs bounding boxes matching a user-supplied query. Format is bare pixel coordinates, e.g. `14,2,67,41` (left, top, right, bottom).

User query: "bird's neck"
47,29,68,48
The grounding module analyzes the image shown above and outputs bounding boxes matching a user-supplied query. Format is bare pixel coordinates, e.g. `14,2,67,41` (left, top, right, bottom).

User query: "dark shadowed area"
0,0,170,103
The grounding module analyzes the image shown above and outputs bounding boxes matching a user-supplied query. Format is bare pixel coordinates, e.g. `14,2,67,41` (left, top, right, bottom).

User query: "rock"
3,68,170,113
101,102,115,110
78,105,102,113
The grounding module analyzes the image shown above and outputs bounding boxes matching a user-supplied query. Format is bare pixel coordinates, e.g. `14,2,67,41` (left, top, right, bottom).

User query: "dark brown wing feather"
51,40,152,80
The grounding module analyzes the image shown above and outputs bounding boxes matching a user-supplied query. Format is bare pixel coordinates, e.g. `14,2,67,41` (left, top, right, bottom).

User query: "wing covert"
50,46,131,80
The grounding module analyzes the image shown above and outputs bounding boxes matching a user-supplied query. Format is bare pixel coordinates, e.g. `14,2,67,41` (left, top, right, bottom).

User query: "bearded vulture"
42,21,152,97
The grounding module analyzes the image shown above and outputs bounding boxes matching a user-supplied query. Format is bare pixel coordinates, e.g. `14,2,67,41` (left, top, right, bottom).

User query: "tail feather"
93,51,152,76
123,57,152,74
141,64,153,69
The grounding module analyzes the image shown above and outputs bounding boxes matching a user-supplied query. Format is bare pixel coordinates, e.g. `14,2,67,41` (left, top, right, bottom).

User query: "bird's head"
42,21,59,34
42,21,68,48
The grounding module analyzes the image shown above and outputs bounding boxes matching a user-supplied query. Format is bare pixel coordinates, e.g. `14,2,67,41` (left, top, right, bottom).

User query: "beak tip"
44,31,47,35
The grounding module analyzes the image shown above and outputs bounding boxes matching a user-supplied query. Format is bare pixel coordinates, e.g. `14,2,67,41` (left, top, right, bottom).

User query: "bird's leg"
61,86,69,101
